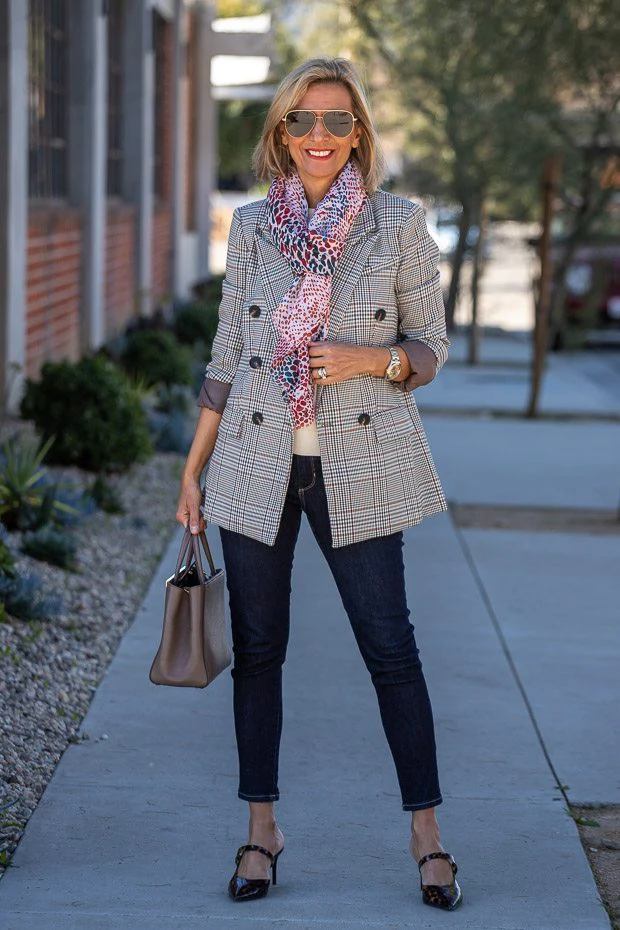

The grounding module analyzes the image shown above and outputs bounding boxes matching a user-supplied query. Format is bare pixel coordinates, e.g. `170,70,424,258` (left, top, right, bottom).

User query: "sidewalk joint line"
451,518,571,808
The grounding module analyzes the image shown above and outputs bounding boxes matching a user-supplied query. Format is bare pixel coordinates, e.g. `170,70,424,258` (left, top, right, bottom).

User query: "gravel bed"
0,448,184,875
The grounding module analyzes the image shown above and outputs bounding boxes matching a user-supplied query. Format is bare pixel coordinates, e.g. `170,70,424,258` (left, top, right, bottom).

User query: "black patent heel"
228,843,284,902
417,851,463,911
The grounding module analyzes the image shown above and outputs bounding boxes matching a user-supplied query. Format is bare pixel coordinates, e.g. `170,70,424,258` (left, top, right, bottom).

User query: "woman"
176,57,461,911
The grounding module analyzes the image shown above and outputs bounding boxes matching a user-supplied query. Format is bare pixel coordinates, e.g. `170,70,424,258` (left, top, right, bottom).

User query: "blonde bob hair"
253,58,386,194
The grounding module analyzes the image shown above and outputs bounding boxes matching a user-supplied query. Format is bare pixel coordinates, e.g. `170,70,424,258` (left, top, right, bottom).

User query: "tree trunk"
445,204,472,332
468,193,487,365
526,153,561,418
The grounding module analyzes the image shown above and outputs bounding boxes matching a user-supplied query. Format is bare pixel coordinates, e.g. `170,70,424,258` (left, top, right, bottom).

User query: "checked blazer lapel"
328,196,378,339
254,205,295,344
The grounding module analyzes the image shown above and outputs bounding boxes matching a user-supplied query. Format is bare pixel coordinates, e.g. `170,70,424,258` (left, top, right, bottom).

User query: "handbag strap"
173,527,217,584
191,531,217,582
173,528,194,581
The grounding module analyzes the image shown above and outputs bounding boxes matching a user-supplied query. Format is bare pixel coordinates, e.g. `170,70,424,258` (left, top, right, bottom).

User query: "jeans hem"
402,795,443,812
238,791,280,802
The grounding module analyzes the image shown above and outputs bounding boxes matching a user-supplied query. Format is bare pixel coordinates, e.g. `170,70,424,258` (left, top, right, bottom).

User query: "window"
153,11,167,199
28,0,70,199
107,0,124,197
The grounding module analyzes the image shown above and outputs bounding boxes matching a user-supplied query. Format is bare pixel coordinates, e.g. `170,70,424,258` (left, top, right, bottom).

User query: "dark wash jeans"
219,455,442,812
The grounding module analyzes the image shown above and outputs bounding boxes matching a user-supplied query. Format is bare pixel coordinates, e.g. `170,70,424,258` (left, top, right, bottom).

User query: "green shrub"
173,302,219,350
191,275,224,304
20,356,152,473
0,535,15,580
119,329,193,389
22,526,78,571
90,475,125,515
0,435,80,531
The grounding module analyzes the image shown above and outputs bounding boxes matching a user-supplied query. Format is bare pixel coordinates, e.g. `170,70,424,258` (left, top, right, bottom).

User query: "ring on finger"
317,366,328,380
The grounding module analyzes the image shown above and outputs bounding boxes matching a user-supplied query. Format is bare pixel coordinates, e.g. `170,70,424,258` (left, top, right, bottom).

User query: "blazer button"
249,305,261,318
252,411,264,425
358,413,371,426
374,308,387,321
249,355,262,369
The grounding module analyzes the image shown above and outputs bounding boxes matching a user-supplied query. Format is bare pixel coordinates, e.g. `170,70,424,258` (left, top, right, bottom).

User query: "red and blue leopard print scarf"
267,159,367,430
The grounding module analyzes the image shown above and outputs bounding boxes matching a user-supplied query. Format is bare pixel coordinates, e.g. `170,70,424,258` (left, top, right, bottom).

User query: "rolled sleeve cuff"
196,377,231,414
393,339,443,392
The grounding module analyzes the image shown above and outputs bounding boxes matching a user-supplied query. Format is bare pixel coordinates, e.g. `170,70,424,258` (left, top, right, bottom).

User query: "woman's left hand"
308,340,389,384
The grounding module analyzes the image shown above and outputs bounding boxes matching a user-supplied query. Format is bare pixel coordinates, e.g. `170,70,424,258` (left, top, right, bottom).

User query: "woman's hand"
308,340,391,384
176,477,206,535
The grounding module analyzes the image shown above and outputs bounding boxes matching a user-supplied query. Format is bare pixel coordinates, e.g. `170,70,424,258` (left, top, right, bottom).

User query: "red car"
550,243,620,346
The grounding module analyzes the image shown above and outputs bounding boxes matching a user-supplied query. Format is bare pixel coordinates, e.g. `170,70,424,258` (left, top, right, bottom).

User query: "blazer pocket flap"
372,407,416,443
361,255,399,275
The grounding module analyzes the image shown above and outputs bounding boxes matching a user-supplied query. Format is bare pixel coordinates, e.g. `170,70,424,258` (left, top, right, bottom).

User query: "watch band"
384,347,402,382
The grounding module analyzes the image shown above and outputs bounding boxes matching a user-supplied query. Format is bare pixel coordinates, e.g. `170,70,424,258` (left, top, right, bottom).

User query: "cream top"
293,206,321,456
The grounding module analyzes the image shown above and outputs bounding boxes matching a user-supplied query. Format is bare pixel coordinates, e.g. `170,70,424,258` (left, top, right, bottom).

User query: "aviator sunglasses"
282,109,359,139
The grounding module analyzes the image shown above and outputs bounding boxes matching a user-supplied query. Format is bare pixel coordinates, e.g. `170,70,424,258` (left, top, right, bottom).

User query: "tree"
348,0,554,340
535,0,620,353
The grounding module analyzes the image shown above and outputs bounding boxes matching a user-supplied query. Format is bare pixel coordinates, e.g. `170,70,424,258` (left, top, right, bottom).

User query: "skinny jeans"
219,455,442,811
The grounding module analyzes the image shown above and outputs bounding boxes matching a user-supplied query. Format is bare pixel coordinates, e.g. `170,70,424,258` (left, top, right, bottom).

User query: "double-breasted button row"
249,355,262,369
249,304,262,318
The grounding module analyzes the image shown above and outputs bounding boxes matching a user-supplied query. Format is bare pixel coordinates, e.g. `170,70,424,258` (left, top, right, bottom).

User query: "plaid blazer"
202,189,449,547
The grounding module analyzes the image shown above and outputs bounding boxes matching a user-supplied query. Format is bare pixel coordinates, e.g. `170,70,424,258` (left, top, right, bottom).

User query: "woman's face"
280,82,362,192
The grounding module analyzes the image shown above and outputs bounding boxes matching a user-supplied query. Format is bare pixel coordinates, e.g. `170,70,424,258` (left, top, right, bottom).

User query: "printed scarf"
267,159,367,429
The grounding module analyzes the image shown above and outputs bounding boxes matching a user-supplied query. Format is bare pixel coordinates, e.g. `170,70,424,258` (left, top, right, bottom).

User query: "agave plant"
0,434,79,531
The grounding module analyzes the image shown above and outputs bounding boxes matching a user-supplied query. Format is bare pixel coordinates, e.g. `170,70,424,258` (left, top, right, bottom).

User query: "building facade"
0,0,221,408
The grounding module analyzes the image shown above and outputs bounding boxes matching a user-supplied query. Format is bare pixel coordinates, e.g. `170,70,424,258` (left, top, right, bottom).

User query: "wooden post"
526,153,561,418
468,192,487,366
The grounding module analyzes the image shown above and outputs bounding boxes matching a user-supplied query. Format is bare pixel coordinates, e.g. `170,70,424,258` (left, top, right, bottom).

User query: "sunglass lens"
323,111,354,137
285,111,315,137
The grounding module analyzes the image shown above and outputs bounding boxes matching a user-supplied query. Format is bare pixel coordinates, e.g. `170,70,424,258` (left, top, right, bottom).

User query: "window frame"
28,0,71,202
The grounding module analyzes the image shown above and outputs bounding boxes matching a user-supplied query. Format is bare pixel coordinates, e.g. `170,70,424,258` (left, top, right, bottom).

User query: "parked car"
549,242,620,346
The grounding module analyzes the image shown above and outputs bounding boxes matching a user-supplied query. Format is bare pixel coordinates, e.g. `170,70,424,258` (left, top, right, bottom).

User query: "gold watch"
384,347,402,382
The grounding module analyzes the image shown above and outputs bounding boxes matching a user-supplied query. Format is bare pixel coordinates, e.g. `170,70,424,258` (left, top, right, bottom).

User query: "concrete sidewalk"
419,331,620,418
0,506,614,929
1,337,618,928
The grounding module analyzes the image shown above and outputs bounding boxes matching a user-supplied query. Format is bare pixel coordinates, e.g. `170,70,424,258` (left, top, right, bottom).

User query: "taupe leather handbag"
149,528,231,688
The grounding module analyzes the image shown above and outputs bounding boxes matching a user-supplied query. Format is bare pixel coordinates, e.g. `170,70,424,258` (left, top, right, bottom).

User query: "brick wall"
26,209,82,379
151,207,171,304
104,205,136,339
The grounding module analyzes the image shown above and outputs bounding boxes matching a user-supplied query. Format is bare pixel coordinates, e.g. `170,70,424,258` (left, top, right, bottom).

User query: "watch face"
386,353,401,380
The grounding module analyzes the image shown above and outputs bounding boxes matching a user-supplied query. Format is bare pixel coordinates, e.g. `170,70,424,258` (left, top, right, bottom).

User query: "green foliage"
191,274,225,304
566,808,600,828
0,535,16,581
22,526,78,571
0,570,63,621
119,329,194,389
216,0,265,17
0,435,79,531
20,356,152,473
173,302,220,350
219,99,269,187
89,475,125,515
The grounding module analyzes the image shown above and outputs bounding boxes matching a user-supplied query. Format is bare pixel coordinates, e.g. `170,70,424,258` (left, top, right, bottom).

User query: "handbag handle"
190,531,217,581
173,527,217,584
